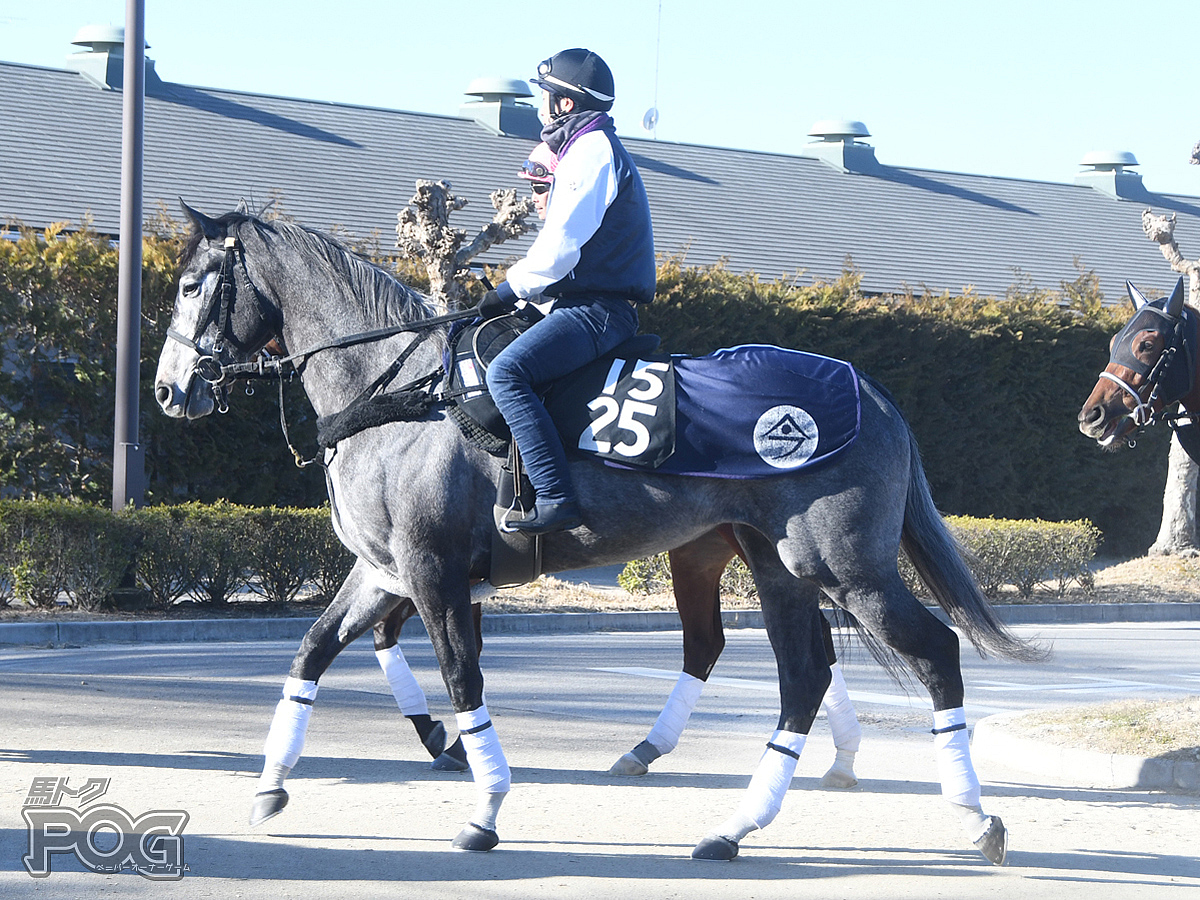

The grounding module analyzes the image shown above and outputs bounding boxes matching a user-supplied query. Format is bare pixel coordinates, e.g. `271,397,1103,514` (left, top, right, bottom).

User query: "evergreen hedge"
0,500,1097,611
0,220,1169,554
0,500,353,611
618,516,1101,603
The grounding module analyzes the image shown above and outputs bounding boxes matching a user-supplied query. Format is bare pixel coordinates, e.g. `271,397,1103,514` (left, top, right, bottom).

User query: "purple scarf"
541,110,612,158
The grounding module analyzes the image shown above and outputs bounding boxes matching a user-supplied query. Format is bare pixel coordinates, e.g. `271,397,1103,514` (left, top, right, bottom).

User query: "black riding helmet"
530,48,615,113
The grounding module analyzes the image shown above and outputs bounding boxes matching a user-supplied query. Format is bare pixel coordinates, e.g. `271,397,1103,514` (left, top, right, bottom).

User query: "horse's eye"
1139,339,1156,354
181,281,201,298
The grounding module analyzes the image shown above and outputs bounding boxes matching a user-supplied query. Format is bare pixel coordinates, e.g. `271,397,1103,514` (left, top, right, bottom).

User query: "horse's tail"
900,424,1047,662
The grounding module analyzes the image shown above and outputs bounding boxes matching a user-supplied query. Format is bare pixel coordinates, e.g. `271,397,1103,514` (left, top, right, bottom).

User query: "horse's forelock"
179,210,259,274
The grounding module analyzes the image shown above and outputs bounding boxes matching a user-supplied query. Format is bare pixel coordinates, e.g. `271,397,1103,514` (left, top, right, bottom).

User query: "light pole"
112,0,146,511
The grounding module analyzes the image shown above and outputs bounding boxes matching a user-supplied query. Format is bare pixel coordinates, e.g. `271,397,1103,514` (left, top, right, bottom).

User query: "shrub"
126,504,201,608
623,516,1100,604
0,499,137,610
245,505,355,604
182,501,255,604
301,506,356,604
0,499,357,610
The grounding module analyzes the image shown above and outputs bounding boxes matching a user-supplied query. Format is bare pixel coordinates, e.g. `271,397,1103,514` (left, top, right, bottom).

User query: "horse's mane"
185,212,435,330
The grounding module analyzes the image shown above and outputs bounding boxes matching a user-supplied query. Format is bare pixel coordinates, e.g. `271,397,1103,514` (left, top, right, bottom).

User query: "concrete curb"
1,601,1199,647
972,712,1200,794
1,600,1199,647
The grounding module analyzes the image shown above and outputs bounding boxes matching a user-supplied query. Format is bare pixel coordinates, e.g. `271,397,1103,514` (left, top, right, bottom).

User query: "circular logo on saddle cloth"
753,405,820,469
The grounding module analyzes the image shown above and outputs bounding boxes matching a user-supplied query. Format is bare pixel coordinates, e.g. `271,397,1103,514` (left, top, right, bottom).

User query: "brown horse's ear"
1127,280,1150,310
179,199,223,241
1167,277,1185,318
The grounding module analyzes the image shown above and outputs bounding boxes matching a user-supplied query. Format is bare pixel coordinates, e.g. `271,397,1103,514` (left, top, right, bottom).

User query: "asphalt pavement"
0,621,1197,899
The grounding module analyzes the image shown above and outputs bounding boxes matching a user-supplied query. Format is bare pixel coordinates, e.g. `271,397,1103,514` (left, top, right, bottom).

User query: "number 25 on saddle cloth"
549,343,861,478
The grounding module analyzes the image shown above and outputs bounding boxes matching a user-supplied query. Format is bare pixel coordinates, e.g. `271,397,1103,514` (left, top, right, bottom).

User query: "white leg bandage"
823,662,862,753
645,672,704,754
716,730,806,842
259,678,318,790
932,707,981,808
456,704,511,794
375,645,429,717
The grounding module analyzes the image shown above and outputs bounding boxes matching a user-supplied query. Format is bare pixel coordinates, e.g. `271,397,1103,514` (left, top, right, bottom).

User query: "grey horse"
154,206,1040,864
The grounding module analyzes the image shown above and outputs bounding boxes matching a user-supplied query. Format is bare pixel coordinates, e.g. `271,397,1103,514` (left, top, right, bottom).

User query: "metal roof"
4,59,1199,301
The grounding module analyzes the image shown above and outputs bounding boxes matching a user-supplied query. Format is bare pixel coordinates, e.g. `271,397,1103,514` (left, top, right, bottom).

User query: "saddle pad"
628,344,860,477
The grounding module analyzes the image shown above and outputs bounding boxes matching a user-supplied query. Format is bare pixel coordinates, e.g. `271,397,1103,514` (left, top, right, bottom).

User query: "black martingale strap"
930,722,967,735
765,741,801,759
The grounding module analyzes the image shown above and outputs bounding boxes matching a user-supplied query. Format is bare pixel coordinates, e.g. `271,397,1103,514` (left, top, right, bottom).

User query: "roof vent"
459,77,541,139
798,119,880,174
1074,150,1145,200
65,24,161,91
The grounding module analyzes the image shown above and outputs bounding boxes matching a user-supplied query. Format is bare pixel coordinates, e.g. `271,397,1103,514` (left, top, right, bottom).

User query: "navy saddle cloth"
448,318,861,478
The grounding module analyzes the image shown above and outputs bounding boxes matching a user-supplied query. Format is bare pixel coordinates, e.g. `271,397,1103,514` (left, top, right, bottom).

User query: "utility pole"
113,0,146,510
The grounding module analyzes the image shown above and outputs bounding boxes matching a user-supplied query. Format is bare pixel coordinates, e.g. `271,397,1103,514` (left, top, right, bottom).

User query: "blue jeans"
485,296,639,502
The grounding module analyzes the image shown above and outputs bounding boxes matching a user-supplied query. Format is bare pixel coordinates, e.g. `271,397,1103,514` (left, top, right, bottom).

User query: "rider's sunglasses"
520,160,553,180
530,182,551,195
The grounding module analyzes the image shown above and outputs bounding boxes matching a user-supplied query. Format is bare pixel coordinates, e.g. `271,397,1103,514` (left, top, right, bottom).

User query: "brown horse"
376,524,861,791
1078,278,1200,456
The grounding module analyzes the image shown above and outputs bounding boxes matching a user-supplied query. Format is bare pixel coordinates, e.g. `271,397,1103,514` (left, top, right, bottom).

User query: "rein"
170,230,486,462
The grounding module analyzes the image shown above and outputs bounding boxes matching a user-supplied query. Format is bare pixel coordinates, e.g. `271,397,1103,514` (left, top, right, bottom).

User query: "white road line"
592,667,1015,714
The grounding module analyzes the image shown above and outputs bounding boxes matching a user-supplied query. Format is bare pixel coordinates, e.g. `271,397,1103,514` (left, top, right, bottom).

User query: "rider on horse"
480,48,657,534
518,140,557,219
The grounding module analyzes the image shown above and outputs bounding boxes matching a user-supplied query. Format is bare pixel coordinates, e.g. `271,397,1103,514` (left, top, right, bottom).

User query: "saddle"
446,313,671,463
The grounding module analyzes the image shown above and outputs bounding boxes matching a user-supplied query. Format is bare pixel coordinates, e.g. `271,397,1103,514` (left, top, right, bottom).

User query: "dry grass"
479,575,674,614
1000,697,1200,761
1087,554,1200,603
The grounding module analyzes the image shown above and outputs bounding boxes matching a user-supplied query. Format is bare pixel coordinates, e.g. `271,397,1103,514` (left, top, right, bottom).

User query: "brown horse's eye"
1138,339,1156,355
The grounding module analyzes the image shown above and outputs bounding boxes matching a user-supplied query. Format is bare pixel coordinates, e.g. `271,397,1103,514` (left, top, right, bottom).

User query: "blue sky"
3,0,1199,195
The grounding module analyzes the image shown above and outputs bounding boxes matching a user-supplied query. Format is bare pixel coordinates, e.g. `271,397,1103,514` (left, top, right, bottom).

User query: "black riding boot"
505,497,583,535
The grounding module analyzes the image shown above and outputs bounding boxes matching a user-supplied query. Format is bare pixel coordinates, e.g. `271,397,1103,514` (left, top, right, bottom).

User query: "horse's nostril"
155,384,172,407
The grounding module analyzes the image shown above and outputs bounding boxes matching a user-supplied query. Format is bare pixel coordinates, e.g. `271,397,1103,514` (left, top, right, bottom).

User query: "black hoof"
422,720,448,758
973,816,1008,866
692,834,739,860
249,789,288,827
452,823,499,851
431,752,469,772
431,737,469,772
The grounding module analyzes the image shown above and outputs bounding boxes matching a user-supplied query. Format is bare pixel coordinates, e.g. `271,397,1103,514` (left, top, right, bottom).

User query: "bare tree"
1141,208,1200,555
396,180,535,313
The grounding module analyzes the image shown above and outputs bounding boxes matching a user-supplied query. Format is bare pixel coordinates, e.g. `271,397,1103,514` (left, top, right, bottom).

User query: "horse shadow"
2,823,1191,886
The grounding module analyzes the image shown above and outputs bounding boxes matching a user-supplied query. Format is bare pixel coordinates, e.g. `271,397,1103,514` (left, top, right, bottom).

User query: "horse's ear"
1127,281,1151,311
1168,277,1186,318
179,199,223,240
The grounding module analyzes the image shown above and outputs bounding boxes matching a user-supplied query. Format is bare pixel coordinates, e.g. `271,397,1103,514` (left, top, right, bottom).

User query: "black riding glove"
479,290,516,319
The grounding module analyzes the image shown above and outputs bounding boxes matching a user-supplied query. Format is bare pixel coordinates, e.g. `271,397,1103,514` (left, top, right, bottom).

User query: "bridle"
166,228,487,461
1097,301,1199,448
165,234,281,413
